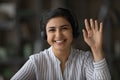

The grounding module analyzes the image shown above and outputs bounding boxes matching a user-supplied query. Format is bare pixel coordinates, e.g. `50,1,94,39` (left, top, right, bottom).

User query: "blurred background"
0,0,120,80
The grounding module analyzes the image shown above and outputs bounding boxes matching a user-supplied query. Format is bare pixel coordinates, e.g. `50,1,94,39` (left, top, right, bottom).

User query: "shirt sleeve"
84,51,111,80
10,57,36,80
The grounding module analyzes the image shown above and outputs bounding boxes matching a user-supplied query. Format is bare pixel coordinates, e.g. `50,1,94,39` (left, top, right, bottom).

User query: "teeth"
55,40,64,43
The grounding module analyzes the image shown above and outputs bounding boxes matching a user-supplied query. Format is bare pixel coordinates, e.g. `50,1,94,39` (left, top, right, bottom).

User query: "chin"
54,45,70,51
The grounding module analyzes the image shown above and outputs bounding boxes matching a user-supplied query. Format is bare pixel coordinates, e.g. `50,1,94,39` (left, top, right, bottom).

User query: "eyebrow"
47,24,70,29
47,27,55,29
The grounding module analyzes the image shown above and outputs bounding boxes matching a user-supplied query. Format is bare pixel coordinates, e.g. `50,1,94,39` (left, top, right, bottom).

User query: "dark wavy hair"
40,8,79,40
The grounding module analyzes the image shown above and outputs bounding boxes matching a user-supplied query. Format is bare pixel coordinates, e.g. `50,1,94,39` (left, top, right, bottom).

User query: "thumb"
82,29,88,42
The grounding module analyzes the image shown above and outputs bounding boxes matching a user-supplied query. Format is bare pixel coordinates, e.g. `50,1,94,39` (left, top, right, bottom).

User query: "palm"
82,19,103,50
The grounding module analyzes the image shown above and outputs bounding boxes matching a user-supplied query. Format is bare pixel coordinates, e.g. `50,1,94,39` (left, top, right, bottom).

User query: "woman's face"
46,17,73,51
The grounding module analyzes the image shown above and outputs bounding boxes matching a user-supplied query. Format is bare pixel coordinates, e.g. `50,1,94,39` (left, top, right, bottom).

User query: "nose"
55,29,63,38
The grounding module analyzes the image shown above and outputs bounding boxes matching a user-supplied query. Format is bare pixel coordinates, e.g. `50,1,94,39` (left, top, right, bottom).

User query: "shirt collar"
48,46,75,64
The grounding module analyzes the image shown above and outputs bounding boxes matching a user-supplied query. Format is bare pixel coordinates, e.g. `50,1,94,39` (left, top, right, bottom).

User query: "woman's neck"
52,47,71,63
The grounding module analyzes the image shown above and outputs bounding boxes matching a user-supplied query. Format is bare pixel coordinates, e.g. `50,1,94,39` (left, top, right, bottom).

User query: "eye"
62,27,67,29
48,28,55,32
61,26,68,30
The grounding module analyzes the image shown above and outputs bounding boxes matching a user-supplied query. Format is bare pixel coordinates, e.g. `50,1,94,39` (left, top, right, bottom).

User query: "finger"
95,20,98,31
82,29,88,41
84,19,91,32
100,22,103,32
90,19,95,31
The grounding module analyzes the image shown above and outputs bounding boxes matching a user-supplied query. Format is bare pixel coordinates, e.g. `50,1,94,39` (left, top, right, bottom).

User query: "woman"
11,8,111,80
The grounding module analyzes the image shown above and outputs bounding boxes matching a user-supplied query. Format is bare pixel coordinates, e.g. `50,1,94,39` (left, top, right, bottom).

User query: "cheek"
65,31,73,40
46,33,53,44
70,33,73,41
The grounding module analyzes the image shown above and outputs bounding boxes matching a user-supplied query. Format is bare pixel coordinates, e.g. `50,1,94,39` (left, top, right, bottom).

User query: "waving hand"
82,19,104,62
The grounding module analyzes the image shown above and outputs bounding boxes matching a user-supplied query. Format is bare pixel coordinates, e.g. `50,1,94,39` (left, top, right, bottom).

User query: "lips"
54,39,66,44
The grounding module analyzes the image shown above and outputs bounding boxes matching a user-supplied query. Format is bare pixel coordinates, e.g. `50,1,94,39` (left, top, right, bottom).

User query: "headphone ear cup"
41,31,47,40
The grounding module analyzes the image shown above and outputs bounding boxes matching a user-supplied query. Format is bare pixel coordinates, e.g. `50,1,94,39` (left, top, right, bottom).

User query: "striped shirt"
11,47,111,80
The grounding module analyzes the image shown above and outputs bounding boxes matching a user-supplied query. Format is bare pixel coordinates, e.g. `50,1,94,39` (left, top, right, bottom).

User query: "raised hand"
82,19,104,62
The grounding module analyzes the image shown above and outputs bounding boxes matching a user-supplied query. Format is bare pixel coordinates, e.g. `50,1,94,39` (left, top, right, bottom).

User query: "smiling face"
46,17,73,51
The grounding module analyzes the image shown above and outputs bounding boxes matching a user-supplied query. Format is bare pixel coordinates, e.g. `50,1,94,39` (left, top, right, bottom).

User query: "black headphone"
41,29,47,40
40,8,79,40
